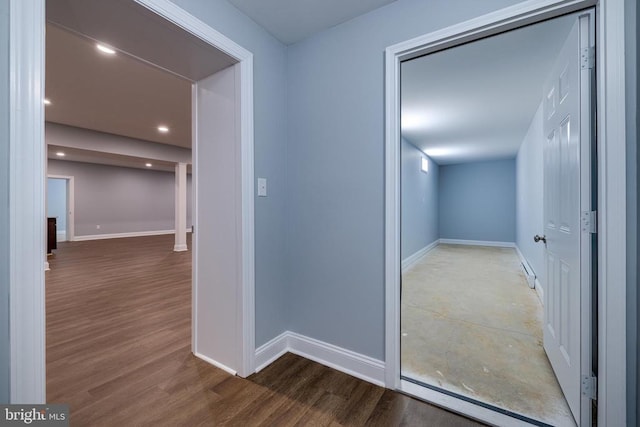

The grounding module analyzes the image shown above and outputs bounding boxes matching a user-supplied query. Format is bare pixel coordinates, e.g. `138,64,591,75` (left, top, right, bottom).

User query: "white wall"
194,65,242,371
516,103,544,282
168,0,290,348
48,159,192,238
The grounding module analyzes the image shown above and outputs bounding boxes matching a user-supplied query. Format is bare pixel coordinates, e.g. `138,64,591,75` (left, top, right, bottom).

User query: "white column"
174,162,188,252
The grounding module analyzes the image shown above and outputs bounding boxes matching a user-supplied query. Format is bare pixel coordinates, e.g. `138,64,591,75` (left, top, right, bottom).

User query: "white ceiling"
44,0,401,170
47,0,237,82
228,0,397,45
46,24,193,149
46,1,578,170
45,0,237,152
401,14,576,165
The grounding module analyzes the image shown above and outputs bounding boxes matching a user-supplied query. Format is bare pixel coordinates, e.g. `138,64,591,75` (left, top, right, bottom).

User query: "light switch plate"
257,178,267,197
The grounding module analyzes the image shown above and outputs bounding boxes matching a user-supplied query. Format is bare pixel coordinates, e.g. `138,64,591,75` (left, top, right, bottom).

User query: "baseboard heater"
521,261,536,289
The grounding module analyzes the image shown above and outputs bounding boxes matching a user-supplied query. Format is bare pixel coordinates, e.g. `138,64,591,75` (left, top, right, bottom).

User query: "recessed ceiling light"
96,44,116,55
157,125,169,133
43,98,51,105
55,152,65,157
145,163,153,168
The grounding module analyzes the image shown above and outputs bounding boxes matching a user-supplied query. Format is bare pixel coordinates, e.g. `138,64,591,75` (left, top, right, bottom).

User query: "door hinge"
582,375,597,400
581,46,595,70
581,211,597,234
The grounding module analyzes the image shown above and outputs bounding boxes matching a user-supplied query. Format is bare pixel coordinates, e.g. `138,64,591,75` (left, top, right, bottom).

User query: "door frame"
8,0,255,402
384,0,627,425
47,175,75,243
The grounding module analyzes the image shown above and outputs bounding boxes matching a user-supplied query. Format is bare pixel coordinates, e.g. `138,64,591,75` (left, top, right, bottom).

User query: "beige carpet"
401,244,574,426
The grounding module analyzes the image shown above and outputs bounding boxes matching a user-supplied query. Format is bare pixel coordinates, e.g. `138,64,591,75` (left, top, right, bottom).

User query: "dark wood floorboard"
46,234,484,426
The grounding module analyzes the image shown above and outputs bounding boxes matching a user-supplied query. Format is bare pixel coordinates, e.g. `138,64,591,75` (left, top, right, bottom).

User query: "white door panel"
542,14,593,425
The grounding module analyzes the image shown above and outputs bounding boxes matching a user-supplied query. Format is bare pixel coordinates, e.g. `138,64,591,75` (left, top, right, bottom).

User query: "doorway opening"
46,175,74,243
391,7,596,427
5,0,256,407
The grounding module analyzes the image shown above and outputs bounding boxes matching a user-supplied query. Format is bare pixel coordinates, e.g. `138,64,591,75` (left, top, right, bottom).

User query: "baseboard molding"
439,239,515,248
56,231,67,242
74,228,193,241
402,240,439,272
194,351,237,376
255,332,289,372
254,331,386,387
534,278,544,303
514,245,536,289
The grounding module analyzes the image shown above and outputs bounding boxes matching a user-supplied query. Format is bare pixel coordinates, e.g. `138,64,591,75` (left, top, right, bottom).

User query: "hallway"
46,235,482,426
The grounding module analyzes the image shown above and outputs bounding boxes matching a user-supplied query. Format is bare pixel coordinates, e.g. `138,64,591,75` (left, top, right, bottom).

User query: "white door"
541,13,593,425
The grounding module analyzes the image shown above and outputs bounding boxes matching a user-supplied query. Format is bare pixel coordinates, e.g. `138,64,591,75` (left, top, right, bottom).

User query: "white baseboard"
402,240,439,272
514,245,526,265
514,245,536,289
194,352,237,376
74,228,193,241
534,278,544,303
439,238,515,248
56,231,67,242
255,332,289,372
254,331,386,387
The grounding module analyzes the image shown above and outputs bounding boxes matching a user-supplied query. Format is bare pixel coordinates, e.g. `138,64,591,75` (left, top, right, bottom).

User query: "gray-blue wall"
47,178,67,232
401,138,439,260
286,0,525,359
48,160,193,237
0,0,9,405
167,0,289,346
439,159,516,243
516,103,544,277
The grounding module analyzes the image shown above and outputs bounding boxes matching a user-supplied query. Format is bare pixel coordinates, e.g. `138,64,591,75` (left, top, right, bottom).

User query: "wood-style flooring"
46,234,482,426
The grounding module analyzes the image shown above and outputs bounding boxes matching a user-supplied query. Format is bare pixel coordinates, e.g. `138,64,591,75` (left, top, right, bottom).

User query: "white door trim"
9,0,46,404
595,0,627,423
9,0,255,402
47,175,75,242
384,0,627,425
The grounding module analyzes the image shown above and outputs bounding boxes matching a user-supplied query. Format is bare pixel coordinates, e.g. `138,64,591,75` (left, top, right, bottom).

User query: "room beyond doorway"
395,8,595,426
9,0,257,401
401,244,573,426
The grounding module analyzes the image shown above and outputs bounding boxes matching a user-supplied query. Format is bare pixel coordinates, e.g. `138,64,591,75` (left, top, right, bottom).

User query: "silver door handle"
534,234,547,244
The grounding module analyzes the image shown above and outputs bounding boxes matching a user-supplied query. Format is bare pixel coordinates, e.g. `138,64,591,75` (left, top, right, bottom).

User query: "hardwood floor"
46,235,483,426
